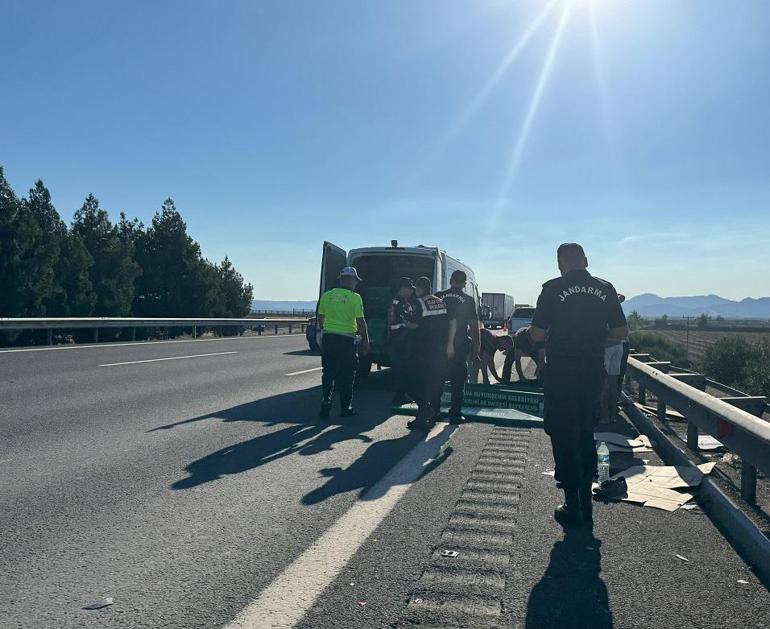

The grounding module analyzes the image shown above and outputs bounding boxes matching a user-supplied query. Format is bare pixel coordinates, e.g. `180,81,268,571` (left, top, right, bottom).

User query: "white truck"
319,241,482,376
481,292,514,329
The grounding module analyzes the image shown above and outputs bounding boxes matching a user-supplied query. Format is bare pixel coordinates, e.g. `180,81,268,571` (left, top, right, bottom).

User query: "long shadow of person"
525,528,612,629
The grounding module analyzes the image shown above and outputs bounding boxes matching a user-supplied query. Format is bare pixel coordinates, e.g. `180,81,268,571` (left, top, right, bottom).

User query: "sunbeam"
588,0,616,162
406,0,559,189
443,0,560,143
485,1,572,236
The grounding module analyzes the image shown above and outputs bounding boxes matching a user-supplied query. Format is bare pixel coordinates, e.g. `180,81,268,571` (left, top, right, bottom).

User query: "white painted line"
285,366,323,376
225,422,456,629
99,351,238,367
0,334,303,354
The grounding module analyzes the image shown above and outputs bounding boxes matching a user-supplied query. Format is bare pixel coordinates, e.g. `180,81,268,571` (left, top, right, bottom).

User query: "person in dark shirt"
501,326,544,384
530,243,628,526
478,328,514,384
388,277,417,405
407,276,449,430
439,270,481,423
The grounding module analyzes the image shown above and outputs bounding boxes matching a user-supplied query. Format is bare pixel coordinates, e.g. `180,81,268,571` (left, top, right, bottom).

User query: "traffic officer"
501,326,544,384
407,276,449,430
388,277,417,405
317,266,370,419
529,243,627,525
439,270,480,423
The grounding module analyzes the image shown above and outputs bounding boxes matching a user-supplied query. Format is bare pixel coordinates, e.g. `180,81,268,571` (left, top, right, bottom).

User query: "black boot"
319,400,332,419
579,483,593,524
554,487,582,526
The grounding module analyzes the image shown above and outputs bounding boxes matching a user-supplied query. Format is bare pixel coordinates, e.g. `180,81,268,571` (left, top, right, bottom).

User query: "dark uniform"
532,270,626,496
436,286,477,419
388,292,417,402
409,293,449,423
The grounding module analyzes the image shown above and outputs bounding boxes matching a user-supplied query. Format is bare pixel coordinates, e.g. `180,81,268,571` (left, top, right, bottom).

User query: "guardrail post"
274,324,278,335
93,328,99,343
289,324,292,334
657,399,667,423
46,329,53,345
687,421,699,451
741,462,757,505
193,325,197,339
131,327,136,341
638,382,646,405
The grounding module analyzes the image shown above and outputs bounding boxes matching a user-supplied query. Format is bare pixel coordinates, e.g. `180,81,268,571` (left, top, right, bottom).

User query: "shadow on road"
525,529,612,629
167,370,449,496
284,349,318,356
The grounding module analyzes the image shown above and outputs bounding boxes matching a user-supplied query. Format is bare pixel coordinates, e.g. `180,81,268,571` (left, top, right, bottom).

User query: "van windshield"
351,254,435,346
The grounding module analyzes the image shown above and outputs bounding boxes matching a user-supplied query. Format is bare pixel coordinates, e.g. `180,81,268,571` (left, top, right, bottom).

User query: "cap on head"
338,266,362,282
450,270,467,285
415,276,432,293
397,277,415,290
556,243,588,274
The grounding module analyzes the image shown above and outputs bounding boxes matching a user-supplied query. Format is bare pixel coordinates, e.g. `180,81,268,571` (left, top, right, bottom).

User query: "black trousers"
321,333,357,409
447,348,468,417
416,347,446,416
543,357,603,489
391,334,414,398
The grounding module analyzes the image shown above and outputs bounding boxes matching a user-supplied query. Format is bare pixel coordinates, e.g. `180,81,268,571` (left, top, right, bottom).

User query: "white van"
319,241,481,376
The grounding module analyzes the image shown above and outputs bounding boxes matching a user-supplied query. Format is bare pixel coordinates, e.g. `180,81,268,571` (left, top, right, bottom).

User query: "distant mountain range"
252,299,316,312
622,294,770,319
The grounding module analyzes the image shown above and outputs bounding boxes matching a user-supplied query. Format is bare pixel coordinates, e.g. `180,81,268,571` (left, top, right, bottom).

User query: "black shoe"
579,483,594,524
448,413,467,425
340,407,358,417
554,488,583,526
391,393,412,406
407,417,435,431
319,401,332,419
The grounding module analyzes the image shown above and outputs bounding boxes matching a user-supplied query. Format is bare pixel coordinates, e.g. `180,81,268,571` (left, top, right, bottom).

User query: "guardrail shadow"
526,530,612,629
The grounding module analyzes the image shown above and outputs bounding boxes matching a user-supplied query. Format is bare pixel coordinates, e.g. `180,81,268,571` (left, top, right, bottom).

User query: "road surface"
1,335,768,628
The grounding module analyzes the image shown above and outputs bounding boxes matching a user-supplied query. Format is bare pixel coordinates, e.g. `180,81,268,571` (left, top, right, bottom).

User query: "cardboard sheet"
594,432,653,453
600,462,715,511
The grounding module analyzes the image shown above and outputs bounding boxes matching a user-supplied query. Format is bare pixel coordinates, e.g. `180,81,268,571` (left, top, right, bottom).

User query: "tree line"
0,166,253,324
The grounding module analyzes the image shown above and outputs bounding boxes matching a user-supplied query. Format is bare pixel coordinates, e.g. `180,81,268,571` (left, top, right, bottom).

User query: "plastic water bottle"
597,442,610,483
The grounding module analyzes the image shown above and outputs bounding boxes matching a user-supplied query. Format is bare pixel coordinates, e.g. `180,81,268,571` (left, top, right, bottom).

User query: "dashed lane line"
99,351,238,367
285,366,323,376
0,333,304,354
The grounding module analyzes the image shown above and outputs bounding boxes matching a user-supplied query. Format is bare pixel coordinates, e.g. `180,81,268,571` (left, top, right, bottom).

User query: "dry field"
649,329,770,362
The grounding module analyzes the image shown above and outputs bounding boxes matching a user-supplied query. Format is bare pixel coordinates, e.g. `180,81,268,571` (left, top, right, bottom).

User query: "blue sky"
2,0,769,302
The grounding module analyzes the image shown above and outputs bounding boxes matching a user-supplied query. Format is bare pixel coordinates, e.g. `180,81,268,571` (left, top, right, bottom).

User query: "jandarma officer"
529,243,628,526
317,266,370,419
388,277,417,406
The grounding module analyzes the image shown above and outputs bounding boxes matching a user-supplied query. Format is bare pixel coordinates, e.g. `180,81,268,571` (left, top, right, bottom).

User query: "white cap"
339,266,362,281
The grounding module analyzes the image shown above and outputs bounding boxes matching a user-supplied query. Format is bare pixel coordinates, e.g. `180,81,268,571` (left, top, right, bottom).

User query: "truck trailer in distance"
481,292,514,329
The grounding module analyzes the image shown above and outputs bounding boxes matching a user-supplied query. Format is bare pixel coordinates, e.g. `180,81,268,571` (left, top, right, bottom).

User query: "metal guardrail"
626,354,770,505
0,317,310,344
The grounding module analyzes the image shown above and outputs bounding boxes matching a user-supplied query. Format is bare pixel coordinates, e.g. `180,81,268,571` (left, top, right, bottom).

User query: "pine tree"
217,256,254,317
24,180,66,315
72,194,140,316
134,198,217,316
0,167,42,316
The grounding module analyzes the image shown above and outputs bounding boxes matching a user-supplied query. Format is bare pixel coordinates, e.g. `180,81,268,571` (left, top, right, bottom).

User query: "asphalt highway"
1,335,768,628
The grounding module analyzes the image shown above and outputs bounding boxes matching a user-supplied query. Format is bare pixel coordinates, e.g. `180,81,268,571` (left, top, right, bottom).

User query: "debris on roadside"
83,597,114,610
594,462,716,511
675,554,690,562
737,579,749,585
594,431,653,453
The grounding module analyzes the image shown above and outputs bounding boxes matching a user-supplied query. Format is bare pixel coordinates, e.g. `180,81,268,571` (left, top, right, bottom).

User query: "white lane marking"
285,366,323,376
225,422,456,629
99,351,238,367
0,334,303,354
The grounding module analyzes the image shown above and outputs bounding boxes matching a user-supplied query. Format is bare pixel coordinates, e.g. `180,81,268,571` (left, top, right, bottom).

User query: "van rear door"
319,241,347,297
